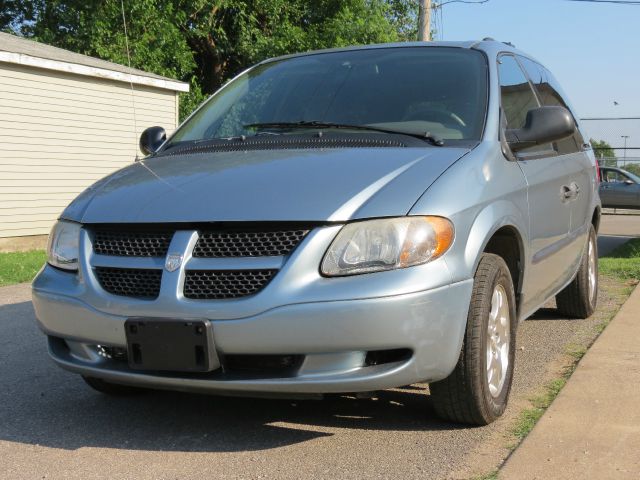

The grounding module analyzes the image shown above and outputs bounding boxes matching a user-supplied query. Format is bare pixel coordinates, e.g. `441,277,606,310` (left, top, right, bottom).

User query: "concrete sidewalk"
500,284,640,479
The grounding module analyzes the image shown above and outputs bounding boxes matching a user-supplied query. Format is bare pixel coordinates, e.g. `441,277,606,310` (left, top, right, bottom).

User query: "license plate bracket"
125,319,219,372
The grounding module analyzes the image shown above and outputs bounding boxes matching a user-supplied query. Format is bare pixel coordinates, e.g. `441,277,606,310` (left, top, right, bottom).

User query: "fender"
410,143,530,283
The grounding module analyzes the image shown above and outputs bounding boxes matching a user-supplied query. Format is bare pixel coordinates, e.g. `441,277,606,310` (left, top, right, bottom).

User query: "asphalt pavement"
0,214,638,480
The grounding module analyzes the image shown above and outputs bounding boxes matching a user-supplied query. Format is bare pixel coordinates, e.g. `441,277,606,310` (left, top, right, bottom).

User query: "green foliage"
2,0,416,120
0,0,24,32
623,163,640,177
591,138,615,163
512,378,566,441
384,0,418,41
474,471,499,480
0,250,47,286
600,238,640,281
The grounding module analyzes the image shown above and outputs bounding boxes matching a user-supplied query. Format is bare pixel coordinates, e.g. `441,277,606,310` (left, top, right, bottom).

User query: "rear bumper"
33,269,473,394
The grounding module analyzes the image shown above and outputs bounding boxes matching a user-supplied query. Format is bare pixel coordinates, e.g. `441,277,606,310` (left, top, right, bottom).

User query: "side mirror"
506,106,575,153
139,126,166,156
624,179,635,185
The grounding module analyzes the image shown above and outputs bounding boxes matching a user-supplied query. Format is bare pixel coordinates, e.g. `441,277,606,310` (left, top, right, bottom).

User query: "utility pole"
418,0,431,41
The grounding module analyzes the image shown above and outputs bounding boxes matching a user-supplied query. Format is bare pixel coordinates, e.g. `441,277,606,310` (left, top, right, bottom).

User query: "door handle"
561,182,580,200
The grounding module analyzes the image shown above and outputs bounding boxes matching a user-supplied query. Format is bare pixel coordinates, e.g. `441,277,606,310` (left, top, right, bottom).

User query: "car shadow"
597,234,636,257
0,299,463,454
526,307,561,321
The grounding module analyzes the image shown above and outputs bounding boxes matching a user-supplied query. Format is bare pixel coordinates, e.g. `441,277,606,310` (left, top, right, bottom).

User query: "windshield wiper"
244,121,444,146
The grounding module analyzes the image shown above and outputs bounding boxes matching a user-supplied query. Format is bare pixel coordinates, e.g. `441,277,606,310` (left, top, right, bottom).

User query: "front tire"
555,224,598,319
430,253,517,425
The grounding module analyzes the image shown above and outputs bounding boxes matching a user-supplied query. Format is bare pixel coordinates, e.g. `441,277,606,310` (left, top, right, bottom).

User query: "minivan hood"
63,147,469,224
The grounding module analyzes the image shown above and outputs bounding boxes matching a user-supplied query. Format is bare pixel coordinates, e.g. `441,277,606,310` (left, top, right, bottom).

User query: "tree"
2,0,414,119
624,163,640,177
590,139,616,165
0,0,24,32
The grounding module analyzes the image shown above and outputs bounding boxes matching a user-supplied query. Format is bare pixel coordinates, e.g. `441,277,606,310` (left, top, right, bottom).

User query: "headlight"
321,216,454,276
47,221,81,271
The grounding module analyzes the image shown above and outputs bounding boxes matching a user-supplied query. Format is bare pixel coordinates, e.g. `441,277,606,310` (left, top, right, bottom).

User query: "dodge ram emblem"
165,253,183,272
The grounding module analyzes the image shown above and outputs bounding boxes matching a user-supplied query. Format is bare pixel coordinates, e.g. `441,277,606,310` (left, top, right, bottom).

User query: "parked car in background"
33,40,600,426
599,166,640,209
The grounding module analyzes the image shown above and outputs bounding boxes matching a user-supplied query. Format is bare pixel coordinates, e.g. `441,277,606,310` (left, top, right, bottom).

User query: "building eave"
0,51,190,93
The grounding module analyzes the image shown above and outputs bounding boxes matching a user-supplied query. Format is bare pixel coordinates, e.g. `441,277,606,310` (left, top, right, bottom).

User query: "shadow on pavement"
597,234,635,257
525,307,561,321
0,299,461,454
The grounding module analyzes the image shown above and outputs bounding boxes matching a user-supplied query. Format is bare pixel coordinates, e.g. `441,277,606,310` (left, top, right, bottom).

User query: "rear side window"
517,56,582,155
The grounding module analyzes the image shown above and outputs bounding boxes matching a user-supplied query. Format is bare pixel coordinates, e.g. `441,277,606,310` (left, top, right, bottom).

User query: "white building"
0,32,188,249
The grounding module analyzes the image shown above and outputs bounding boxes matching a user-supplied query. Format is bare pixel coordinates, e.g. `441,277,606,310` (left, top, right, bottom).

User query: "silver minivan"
33,40,600,425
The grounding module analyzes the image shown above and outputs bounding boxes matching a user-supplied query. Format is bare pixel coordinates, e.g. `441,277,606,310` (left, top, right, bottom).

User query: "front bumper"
33,267,473,394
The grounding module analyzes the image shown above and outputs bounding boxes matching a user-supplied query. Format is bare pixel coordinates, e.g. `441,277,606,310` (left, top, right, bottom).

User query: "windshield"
167,47,488,147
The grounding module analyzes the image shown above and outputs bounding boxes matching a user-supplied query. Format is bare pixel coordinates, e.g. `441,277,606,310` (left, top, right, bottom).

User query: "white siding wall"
0,62,179,238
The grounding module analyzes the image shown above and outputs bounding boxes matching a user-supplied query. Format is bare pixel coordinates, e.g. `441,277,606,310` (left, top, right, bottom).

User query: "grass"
512,378,567,441
474,470,499,480
599,238,640,282
0,249,47,287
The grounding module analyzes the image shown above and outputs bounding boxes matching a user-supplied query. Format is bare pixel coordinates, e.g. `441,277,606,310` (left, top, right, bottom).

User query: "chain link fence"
580,117,640,176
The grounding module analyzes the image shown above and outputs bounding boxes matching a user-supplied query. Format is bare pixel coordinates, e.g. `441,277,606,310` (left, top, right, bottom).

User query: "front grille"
193,230,309,257
95,267,162,299
183,269,276,299
93,230,173,257
224,354,304,375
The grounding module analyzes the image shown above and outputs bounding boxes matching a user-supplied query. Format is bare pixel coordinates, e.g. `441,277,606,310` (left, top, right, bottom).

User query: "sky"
436,0,640,154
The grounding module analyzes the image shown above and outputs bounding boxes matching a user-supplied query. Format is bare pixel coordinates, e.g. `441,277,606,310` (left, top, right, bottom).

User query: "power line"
565,0,640,4
120,0,139,161
594,147,640,150
431,0,489,40
437,0,490,5
581,117,640,120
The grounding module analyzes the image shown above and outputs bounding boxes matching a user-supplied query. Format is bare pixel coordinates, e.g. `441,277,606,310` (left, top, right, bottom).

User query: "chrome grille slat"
91,254,165,269
186,256,284,271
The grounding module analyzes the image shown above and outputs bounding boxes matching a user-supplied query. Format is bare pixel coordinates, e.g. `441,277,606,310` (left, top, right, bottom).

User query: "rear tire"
556,224,598,319
430,253,517,425
82,376,146,395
